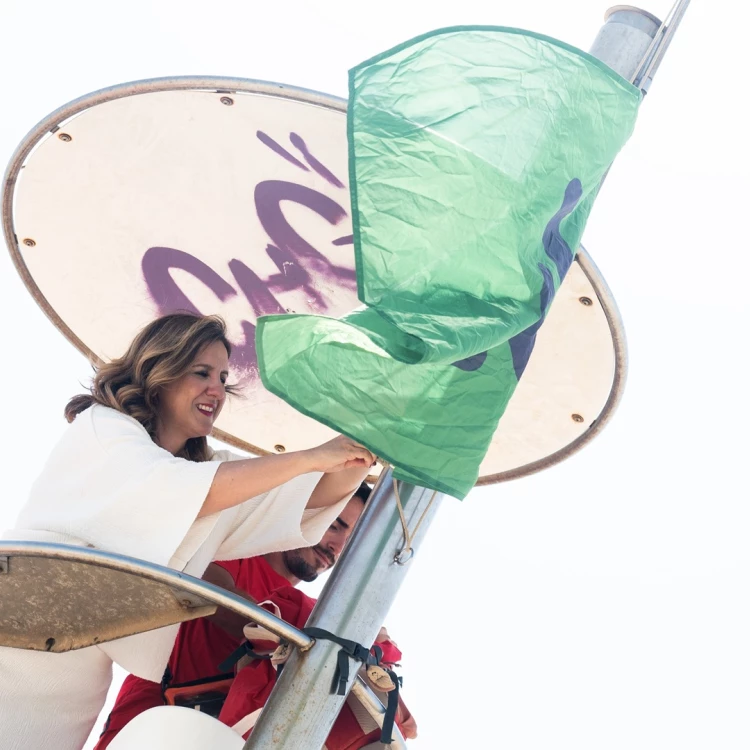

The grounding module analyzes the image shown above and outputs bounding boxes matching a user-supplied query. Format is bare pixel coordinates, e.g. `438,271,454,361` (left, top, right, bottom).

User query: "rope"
380,462,439,564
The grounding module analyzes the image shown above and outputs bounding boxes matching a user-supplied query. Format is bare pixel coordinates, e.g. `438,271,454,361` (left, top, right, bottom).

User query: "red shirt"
94,557,289,750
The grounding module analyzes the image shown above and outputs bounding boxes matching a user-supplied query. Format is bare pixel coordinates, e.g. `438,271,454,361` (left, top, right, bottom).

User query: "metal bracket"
174,592,210,609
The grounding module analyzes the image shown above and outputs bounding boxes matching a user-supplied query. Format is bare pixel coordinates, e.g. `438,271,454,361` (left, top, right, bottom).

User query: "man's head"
279,483,370,583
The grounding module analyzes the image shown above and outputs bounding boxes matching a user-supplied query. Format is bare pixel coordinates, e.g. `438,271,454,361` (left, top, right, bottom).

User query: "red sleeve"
213,558,242,585
376,638,402,667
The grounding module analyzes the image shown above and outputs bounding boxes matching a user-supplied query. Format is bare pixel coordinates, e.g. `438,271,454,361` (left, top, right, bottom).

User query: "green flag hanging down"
257,27,641,499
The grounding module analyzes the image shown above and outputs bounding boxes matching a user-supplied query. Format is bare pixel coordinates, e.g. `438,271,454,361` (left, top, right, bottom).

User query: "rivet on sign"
58,133,72,142
23,238,36,247
579,296,593,306
220,96,234,106
274,444,286,453
571,413,584,423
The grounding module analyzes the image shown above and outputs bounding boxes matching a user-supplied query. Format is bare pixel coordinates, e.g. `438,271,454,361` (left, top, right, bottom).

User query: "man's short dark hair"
353,482,371,503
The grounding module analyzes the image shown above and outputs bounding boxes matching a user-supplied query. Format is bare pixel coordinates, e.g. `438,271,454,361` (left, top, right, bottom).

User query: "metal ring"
393,548,414,565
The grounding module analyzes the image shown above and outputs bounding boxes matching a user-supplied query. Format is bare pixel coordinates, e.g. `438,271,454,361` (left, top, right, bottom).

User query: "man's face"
282,496,365,582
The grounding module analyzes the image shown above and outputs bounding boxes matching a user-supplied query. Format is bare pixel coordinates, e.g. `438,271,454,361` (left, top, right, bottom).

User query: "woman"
0,313,374,750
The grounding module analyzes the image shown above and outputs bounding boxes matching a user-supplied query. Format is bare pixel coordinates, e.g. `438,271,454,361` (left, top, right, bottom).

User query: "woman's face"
156,340,230,454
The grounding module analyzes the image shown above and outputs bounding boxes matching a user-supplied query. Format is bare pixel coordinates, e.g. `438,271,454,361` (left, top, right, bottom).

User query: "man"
94,484,370,749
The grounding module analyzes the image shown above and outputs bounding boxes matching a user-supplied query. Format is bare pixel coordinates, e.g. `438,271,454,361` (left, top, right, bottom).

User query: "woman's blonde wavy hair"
65,313,237,462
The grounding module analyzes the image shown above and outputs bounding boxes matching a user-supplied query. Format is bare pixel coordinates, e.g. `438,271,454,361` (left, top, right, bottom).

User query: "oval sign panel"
3,78,624,485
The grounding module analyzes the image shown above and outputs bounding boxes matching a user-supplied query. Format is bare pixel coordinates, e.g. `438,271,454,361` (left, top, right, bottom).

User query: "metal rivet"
579,296,593,306
572,413,584,423
220,96,234,106
23,238,36,247
274,444,286,453
58,133,72,142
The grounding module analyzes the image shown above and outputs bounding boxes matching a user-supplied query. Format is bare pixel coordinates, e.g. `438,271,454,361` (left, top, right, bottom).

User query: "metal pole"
589,5,664,82
244,7,692,748
634,0,692,91
589,3,692,88
244,469,442,748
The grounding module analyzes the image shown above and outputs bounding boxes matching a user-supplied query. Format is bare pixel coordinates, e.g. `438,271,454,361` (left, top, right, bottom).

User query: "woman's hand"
201,435,375,516
302,435,375,474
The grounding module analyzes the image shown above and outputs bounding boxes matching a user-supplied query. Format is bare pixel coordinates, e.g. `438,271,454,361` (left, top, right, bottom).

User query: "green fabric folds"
257,27,641,498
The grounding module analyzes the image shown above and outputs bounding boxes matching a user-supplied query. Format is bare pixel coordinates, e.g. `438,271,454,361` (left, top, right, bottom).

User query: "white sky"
1,1,748,748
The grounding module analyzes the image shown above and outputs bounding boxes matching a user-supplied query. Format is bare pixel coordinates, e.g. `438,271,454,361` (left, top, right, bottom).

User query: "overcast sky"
1,1,748,748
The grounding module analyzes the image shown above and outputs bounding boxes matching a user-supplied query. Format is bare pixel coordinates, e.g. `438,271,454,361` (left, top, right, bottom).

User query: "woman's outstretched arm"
199,435,374,517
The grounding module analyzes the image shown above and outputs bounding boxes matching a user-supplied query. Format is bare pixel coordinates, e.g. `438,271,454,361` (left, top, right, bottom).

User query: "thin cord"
630,11,669,85
629,0,687,88
382,464,438,563
638,0,691,86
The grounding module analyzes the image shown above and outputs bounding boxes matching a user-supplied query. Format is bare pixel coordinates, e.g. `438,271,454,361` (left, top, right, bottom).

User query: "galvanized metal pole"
589,3,692,89
245,6,691,748
244,469,441,748
589,5,664,82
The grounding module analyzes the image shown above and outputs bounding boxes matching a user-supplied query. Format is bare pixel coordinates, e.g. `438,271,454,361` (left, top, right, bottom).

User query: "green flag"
257,27,641,498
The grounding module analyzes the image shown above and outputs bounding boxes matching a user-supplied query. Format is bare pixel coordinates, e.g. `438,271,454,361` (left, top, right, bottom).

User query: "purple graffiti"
142,247,261,372
254,180,347,261
256,131,310,172
142,131,356,380
142,247,238,315
257,129,345,189
263,243,311,291
228,258,287,317
232,319,261,378
289,133,345,188
254,180,356,310
332,234,354,246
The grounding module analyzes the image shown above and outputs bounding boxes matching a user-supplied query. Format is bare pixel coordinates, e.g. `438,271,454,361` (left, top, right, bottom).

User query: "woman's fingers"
306,436,376,472
350,443,376,467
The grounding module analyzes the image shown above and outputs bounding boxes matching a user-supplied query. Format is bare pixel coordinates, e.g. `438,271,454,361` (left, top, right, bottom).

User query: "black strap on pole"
303,627,381,695
303,627,401,745
380,668,403,745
